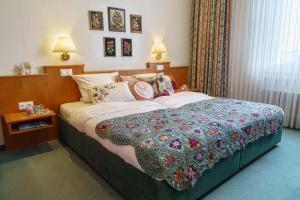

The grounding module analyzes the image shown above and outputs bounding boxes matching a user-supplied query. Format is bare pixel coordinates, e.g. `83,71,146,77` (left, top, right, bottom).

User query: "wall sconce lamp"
151,41,167,60
53,37,76,61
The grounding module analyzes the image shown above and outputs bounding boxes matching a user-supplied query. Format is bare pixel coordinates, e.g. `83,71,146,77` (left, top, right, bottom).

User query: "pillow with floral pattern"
87,82,135,104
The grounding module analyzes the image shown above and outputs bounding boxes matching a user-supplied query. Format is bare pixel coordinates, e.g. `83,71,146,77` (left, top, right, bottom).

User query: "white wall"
0,0,192,74
0,0,192,145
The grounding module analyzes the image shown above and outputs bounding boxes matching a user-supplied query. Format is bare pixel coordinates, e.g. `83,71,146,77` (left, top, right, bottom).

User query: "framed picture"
121,39,132,57
89,11,104,31
130,15,142,33
103,37,116,57
108,7,126,32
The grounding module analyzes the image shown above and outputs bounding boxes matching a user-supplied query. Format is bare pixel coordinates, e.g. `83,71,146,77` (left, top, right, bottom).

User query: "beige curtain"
229,0,300,129
190,0,231,97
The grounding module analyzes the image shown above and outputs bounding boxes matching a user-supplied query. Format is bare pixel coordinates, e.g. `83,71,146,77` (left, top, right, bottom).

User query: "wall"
0,0,192,74
0,0,192,145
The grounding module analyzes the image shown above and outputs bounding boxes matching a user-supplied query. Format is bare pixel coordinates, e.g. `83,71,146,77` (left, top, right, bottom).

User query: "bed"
58,91,283,200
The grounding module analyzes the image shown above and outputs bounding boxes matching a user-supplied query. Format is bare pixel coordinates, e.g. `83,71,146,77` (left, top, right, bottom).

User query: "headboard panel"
44,64,84,113
85,68,157,75
0,74,49,115
44,63,166,113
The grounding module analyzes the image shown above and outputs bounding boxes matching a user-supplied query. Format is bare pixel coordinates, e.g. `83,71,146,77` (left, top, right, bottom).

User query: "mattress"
60,92,213,173
60,101,92,120
153,91,213,108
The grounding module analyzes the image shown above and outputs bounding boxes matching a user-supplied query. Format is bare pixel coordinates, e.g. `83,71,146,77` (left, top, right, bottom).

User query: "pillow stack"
72,72,177,104
134,73,175,98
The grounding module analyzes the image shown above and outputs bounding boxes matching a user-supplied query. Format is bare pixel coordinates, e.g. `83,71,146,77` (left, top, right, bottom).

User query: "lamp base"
155,53,162,60
61,52,70,61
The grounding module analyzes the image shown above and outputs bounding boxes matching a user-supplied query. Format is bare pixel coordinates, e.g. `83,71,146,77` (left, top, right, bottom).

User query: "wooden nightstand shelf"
2,109,57,150
4,110,55,135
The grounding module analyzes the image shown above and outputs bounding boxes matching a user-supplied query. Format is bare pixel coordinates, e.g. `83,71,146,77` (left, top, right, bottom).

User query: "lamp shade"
53,37,76,53
151,42,167,54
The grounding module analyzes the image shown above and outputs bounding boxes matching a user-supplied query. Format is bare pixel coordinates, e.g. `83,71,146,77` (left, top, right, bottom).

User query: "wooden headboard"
0,62,188,114
44,64,84,113
44,62,178,113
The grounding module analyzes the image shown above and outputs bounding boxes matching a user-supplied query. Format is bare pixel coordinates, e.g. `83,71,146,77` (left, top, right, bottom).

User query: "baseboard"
0,145,5,151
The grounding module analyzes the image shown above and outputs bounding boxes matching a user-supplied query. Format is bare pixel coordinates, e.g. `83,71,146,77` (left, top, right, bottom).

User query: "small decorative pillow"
128,81,154,100
87,82,135,104
168,75,178,91
161,74,175,94
135,73,174,98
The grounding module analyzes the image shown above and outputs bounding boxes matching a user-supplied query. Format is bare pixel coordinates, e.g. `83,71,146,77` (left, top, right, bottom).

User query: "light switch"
157,65,164,71
60,69,73,76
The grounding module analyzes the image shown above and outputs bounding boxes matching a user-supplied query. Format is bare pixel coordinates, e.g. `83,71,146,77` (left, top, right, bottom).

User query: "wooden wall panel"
0,74,54,150
0,75,49,114
169,66,189,87
44,64,85,113
146,62,171,73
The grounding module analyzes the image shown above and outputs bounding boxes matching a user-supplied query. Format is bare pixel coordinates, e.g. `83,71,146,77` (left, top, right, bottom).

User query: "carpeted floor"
0,128,299,200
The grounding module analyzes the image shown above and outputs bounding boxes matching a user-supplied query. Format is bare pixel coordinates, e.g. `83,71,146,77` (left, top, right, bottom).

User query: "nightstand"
2,109,57,150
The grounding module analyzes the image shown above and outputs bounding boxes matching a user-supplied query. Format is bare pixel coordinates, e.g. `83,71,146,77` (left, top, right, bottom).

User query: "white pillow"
72,72,118,102
87,82,135,104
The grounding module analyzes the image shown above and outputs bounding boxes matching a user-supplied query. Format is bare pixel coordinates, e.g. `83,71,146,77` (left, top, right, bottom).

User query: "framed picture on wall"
108,7,126,32
89,11,104,31
103,37,116,57
130,15,142,33
121,39,132,57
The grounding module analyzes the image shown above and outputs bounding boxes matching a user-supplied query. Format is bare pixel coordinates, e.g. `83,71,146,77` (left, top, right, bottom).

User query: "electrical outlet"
60,69,73,76
18,101,34,110
157,65,164,71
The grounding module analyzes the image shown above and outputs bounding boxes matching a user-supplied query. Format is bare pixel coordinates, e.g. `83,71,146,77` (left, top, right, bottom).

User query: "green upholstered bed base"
58,115,282,200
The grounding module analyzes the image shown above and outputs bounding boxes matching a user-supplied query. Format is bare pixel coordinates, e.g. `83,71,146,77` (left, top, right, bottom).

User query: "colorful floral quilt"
95,98,283,191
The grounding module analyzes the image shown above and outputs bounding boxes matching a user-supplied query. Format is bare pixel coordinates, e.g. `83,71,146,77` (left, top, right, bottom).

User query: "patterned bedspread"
95,98,283,191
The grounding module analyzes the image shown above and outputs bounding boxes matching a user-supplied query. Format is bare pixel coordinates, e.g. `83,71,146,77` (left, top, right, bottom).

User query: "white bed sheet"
154,91,213,108
60,92,213,173
60,101,92,120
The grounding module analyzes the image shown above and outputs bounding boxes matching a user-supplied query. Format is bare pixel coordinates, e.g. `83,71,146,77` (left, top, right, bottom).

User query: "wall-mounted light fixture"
53,37,76,61
151,41,167,60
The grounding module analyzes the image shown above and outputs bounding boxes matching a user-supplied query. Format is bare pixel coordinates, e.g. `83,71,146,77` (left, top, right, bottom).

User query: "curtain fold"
229,0,300,129
190,0,231,97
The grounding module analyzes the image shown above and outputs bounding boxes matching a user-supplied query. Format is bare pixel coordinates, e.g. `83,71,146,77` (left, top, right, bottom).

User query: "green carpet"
0,129,299,200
